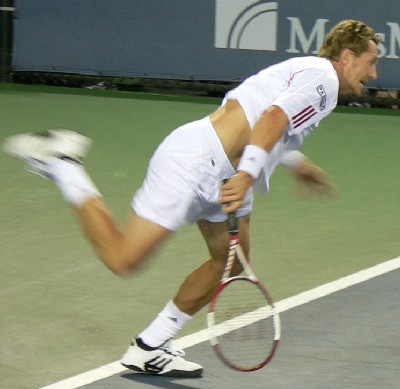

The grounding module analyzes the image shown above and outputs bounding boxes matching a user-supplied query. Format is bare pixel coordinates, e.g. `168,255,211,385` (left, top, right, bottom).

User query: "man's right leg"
73,198,173,275
3,129,174,275
3,130,201,376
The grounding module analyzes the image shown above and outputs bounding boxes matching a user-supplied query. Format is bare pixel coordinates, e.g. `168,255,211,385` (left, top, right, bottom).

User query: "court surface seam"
39,255,400,389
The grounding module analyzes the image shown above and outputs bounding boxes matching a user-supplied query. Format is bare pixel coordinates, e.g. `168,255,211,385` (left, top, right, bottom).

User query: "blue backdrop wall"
12,0,400,89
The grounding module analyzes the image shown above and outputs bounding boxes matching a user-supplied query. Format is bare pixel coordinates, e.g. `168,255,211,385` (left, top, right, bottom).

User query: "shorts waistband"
203,116,235,174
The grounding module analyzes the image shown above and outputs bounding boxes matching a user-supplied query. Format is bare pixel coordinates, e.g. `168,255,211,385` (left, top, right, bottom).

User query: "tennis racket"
207,210,281,372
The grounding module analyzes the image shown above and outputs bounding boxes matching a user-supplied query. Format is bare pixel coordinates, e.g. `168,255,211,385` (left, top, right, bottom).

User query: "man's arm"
289,159,336,197
220,105,288,213
279,151,336,197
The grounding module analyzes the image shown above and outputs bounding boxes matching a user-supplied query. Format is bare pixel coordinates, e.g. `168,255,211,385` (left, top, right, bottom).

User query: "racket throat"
222,240,239,280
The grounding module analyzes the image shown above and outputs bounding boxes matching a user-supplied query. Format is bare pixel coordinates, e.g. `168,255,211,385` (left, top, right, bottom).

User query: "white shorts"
131,116,253,231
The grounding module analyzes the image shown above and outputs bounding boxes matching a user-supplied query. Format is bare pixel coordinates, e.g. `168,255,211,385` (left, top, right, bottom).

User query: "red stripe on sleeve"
292,106,316,129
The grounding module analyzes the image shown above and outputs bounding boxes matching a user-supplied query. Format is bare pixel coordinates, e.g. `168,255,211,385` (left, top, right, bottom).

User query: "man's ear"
339,48,353,66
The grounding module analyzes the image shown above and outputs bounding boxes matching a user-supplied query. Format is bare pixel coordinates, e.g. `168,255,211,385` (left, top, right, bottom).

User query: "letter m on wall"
286,18,329,54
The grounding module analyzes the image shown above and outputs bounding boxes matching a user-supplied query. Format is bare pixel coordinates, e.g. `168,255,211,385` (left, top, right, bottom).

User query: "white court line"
39,256,400,389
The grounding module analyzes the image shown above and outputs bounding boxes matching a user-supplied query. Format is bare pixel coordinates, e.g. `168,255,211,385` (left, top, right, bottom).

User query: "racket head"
208,276,280,372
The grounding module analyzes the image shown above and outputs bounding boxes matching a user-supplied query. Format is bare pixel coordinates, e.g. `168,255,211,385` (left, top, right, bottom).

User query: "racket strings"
212,279,277,370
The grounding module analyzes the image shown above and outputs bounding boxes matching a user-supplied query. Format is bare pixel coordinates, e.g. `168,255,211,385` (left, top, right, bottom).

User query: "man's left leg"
122,216,251,375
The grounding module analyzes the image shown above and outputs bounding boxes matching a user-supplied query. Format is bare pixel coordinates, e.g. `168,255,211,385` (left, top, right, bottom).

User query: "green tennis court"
0,84,399,389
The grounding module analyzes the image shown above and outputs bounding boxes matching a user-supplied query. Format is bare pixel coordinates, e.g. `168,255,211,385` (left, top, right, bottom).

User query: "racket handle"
222,179,239,235
227,212,239,235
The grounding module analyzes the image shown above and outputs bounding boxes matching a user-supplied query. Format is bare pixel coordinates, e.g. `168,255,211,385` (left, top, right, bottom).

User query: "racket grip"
227,212,239,235
222,179,239,235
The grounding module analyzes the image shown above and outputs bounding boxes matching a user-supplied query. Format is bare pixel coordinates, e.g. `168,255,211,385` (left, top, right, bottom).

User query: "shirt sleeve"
272,68,338,135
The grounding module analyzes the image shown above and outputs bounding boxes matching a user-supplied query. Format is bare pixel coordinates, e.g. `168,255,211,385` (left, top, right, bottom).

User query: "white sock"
51,158,101,207
138,300,192,348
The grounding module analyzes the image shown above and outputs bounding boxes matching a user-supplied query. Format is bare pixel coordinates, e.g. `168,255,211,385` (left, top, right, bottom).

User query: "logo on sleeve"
317,85,326,111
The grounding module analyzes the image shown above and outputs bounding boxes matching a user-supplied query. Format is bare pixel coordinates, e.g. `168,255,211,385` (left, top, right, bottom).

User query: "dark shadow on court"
121,372,202,388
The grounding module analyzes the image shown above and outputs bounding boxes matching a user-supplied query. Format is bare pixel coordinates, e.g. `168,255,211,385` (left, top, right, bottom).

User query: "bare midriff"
209,99,251,169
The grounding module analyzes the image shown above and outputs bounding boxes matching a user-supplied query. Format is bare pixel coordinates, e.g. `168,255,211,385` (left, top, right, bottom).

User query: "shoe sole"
121,363,202,377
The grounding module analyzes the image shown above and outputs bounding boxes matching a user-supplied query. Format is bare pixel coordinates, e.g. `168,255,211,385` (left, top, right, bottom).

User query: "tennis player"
3,20,379,377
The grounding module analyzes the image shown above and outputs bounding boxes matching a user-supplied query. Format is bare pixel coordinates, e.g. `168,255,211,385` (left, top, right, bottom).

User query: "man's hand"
219,172,254,213
293,160,336,197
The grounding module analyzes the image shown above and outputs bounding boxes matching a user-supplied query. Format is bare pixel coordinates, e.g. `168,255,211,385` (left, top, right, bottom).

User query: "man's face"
341,40,378,96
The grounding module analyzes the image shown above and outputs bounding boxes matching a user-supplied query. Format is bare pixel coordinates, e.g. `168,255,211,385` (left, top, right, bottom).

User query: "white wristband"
237,145,269,179
279,150,306,169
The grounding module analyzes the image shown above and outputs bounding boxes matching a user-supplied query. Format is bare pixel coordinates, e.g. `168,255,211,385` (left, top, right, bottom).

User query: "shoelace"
159,342,185,357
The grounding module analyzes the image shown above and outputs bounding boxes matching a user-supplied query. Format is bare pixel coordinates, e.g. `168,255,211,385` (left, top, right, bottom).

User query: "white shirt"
222,56,339,191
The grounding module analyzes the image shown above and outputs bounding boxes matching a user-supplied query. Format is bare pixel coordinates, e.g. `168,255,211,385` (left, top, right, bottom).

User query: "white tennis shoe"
2,129,92,178
121,338,203,377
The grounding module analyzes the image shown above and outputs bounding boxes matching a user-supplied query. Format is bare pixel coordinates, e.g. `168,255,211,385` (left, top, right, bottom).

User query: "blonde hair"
318,20,381,60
